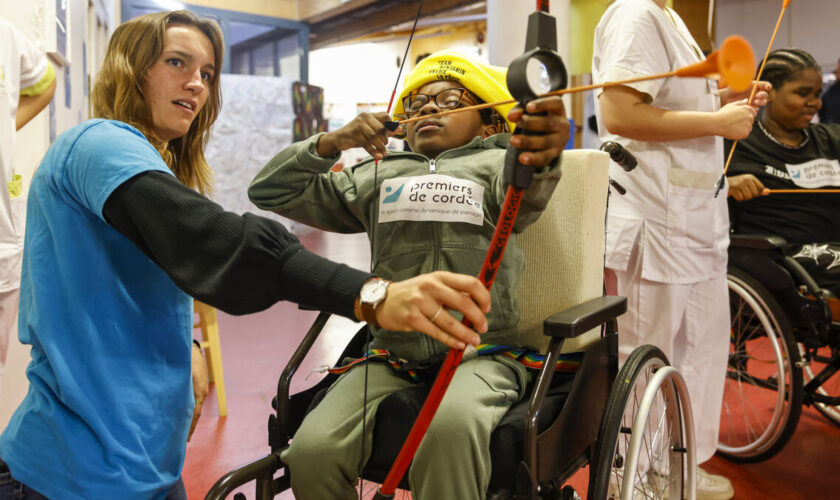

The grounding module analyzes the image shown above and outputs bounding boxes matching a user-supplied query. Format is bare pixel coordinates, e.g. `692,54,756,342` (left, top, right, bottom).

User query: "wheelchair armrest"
275,312,332,444
543,295,627,338
205,452,283,500
730,234,788,250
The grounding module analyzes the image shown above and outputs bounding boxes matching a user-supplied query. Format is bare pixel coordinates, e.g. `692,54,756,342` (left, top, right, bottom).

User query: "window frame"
120,0,309,81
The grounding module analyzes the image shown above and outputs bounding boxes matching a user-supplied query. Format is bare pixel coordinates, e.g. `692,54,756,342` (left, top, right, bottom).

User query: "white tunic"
0,18,49,292
593,0,729,284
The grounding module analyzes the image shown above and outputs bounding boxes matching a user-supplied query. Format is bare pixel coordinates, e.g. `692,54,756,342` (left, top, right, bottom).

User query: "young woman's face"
404,80,494,159
766,68,823,131
143,24,215,142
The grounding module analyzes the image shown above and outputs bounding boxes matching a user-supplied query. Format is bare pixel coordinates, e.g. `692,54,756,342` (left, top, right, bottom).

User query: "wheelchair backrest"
516,149,610,352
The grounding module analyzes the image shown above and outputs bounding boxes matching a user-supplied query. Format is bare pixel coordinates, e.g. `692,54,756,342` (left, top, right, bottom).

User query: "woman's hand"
728,174,768,201
715,99,758,139
720,80,772,107
374,271,491,350
507,95,570,167
316,112,395,160
188,342,210,442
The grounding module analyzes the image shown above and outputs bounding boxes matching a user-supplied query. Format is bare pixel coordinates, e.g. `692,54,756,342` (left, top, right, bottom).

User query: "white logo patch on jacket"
378,174,485,226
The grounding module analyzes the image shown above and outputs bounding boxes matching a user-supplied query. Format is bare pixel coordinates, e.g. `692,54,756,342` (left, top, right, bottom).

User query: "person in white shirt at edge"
0,17,56,397
593,1,770,498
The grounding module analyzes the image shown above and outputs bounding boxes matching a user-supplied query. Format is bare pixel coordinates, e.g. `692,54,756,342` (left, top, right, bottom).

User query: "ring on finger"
429,305,444,323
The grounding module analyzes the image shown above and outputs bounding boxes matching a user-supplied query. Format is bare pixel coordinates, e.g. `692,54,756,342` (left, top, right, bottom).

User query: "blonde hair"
91,10,223,195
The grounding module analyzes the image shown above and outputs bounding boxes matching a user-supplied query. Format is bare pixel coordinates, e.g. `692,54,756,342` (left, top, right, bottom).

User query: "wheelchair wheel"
718,268,803,462
802,345,840,427
589,345,691,500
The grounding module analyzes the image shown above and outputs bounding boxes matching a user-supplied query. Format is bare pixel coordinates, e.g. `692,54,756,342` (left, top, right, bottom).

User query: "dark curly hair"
760,48,821,90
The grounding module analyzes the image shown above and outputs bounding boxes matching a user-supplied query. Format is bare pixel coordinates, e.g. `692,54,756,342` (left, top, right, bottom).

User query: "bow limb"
374,2,565,497
715,0,792,197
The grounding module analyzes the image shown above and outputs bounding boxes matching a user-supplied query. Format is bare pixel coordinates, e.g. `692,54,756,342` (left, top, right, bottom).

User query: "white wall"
309,40,409,112
487,0,570,68
716,0,840,71
487,0,572,119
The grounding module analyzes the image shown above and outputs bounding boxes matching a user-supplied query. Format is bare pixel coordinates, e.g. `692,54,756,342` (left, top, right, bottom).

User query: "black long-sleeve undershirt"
102,170,372,317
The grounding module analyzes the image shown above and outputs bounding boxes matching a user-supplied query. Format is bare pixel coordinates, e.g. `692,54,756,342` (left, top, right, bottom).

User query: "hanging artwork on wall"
205,74,296,225
292,82,327,142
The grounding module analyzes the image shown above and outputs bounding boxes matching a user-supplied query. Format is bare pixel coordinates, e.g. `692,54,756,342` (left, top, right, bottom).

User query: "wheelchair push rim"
621,365,696,500
718,269,803,461
590,344,693,500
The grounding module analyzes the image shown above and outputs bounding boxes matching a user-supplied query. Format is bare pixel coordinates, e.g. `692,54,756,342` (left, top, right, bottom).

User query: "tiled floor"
183,229,840,499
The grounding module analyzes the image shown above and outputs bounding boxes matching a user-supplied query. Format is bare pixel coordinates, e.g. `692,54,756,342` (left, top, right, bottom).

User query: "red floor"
183,230,840,499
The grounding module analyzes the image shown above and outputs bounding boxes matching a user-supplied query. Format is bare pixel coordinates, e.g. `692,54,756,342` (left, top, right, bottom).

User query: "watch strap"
359,301,379,326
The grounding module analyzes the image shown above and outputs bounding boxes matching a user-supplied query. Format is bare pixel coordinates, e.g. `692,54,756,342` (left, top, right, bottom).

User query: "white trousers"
0,288,20,400
607,264,730,464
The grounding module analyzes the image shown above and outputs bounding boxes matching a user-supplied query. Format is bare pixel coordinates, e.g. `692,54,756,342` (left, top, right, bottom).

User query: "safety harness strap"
327,344,583,380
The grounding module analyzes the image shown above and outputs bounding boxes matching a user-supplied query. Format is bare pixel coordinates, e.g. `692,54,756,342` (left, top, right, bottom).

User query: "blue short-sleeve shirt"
0,119,194,500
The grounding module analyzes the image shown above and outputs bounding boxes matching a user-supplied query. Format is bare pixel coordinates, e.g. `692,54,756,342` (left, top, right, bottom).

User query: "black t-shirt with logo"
726,122,840,244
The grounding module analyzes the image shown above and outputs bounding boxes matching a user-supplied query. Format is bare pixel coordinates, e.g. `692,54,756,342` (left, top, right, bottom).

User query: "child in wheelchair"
724,47,840,445
726,48,840,304
248,51,569,498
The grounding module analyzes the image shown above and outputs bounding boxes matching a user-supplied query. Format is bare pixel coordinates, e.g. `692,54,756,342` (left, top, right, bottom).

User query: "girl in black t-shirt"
727,48,840,296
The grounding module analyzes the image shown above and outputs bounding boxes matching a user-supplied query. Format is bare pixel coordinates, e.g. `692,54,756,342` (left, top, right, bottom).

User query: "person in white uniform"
593,1,769,498
0,17,55,395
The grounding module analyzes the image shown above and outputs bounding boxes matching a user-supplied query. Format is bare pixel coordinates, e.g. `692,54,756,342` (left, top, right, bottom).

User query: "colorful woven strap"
326,344,582,379
327,349,420,381
476,344,583,372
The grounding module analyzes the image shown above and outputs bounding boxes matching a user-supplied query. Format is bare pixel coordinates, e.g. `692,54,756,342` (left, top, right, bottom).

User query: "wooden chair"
194,301,228,417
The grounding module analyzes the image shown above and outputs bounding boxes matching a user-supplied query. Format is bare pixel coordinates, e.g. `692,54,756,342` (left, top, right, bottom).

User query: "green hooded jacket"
249,132,562,361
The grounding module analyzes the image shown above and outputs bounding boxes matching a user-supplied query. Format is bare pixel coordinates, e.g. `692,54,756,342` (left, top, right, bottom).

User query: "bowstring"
359,1,424,497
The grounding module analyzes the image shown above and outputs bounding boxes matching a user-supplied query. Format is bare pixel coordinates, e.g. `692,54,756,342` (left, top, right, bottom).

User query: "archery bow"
373,1,567,497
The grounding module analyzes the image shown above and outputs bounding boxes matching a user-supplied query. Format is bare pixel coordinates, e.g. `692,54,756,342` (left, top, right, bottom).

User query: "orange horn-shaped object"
675,35,756,92
718,36,757,91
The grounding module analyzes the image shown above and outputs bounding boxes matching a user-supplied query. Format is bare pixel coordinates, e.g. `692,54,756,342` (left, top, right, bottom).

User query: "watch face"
361,279,388,304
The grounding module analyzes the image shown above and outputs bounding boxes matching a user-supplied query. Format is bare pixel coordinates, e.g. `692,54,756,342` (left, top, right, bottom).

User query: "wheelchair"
718,232,840,463
205,149,697,499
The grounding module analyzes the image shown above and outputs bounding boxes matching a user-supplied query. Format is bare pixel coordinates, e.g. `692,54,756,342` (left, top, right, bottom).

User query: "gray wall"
716,0,840,71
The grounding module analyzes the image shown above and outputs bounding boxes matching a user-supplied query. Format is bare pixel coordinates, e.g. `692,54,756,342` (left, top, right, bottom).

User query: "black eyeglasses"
401,88,472,117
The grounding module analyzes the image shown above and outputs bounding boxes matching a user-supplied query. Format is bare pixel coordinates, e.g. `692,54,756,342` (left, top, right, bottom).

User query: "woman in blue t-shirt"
0,11,493,500
727,48,840,296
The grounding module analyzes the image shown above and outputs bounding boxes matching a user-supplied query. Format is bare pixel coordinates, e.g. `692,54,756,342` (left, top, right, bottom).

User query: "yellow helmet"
394,50,515,132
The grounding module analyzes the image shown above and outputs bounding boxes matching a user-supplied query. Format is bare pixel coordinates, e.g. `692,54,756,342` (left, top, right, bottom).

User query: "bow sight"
504,9,567,189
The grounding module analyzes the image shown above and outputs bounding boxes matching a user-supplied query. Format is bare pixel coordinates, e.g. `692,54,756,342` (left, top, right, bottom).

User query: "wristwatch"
356,278,391,326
